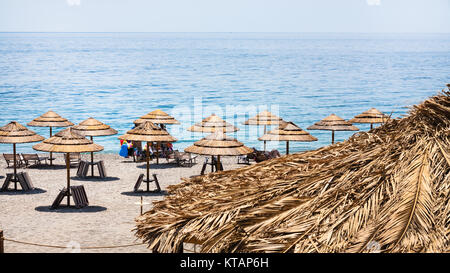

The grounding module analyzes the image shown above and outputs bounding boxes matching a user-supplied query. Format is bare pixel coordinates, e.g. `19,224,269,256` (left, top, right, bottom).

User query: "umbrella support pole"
264,125,267,152
90,136,95,177
49,127,53,166
67,153,71,207
13,143,17,190
216,156,221,172
156,142,160,165
331,130,335,145
286,141,289,155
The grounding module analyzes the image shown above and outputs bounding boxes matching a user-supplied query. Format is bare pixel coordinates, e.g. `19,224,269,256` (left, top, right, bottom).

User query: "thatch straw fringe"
27,111,74,128
72,117,118,137
135,89,449,253
33,128,104,153
0,122,45,144
134,109,180,125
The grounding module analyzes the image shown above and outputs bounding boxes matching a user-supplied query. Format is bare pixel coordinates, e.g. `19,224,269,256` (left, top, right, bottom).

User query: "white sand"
0,153,248,253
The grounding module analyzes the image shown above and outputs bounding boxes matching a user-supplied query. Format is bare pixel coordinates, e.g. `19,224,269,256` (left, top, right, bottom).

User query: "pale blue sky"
0,0,449,32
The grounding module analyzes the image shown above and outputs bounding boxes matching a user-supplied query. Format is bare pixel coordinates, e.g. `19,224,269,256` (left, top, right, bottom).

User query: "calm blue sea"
0,32,449,154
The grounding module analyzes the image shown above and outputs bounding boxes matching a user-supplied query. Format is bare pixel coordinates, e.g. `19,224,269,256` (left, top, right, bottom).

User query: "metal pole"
0,229,4,253
49,127,53,166
13,143,17,190
286,141,289,155
66,153,71,207
331,130,335,144
90,136,94,177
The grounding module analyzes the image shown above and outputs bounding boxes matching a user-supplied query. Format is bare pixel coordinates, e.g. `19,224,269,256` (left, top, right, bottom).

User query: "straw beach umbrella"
0,122,44,190
118,121,177,186
134,109,180,126
243,110,284,152
72,117,118,177
185,131,253,172
349,108,390,130
28,111,74,165
307,114,359,144
259,121,317,155
33,128,103,207
134,110,179,164
187,114,239,133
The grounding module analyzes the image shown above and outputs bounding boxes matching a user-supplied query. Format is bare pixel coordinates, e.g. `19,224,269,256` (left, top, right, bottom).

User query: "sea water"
0,32,449,154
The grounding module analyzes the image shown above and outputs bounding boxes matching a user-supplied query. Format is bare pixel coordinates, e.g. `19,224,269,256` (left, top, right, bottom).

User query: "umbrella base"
1,172,34,192
51,186,89,210
133,174,161,193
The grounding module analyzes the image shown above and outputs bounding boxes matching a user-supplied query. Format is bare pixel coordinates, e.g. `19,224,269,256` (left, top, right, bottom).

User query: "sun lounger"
71,186,89,208
97,161,106,178
174,150,197,167
21,153,49,167
3,154,24,168
237,155,250,165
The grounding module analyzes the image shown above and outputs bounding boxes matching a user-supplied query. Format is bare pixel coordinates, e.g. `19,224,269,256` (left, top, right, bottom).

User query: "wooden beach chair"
51,188,68,210
174,150,197,167
21,153,49,167
1,172,34,191
97,161,107,178
3,154,24,168
71,185,89,208
76,161,89,178
17,172,34,191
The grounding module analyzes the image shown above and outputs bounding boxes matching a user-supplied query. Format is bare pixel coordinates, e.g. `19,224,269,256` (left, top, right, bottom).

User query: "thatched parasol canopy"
135,88,450,253
27,111,73,128
308,114,359,144
187,114,239,133
0,121,45,144
0,122,45,190
258,122,317,154
72,117,118,137
72,117,117,177
259,122,317,142
243,110,284,126
33,128,103,153
185,131,253,156
349,108,390,125
118,121,177,143
134,109,180,125
307,114,359,131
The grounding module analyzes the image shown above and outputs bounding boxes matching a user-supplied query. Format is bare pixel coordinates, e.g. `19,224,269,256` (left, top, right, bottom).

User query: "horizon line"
0,31,449,34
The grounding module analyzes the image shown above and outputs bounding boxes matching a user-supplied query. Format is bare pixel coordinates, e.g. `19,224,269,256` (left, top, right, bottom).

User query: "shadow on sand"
121,190,168,197
136,163,195,170
0,188,47,195
71,176,120,182
26,164,74,170
35,205,107,213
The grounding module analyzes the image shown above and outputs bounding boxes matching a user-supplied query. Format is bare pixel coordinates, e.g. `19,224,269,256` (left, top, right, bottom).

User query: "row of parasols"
0,108,389,207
